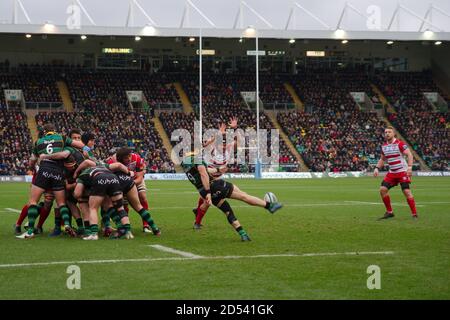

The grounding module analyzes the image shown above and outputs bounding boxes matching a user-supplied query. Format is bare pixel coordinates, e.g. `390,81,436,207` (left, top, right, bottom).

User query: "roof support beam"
13,0,31,24
180,0,216,28
285,2,330,30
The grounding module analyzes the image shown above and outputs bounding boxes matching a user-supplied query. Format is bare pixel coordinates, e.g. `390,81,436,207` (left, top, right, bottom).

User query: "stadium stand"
388,111,449,171
0,110,33,175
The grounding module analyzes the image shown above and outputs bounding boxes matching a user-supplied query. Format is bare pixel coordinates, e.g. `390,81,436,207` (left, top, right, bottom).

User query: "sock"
90,224,99,235
264,201,270,209
84,220,90,228
101,208,112,228
382,195,393,213
76,218,84,230
37,206,51,228
235,226,247,236
84,225,92,235
140,200,150,227
60,206,71,226
16,204,29,226
407,198,417,215
122,223,131,232
195,197,206,224
26,205,39,234
110,209,123,228
138,208,157,230
54,208,61,228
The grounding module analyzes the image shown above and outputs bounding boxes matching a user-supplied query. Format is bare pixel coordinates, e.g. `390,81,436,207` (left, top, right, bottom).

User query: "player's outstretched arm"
109,162,130,175
74,159,96,178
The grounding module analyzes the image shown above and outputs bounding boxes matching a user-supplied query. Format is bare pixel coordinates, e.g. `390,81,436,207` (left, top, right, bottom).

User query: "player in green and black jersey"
73,159,133,240
16,124,85,239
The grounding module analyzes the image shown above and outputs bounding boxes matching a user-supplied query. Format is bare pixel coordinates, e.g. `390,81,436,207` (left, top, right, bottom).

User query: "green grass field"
0,177,449,299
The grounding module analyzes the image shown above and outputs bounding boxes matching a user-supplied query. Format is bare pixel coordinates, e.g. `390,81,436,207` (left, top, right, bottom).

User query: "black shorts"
90,173,123,197
115,172,136,194
210,179,234,204
66,191,78,204
33,166,65,192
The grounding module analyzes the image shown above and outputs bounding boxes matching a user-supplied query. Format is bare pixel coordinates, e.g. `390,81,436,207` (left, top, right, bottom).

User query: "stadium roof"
1,0,450,40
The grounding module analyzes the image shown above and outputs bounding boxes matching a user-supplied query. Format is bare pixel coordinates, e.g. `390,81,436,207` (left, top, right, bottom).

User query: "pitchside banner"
0,172,448,182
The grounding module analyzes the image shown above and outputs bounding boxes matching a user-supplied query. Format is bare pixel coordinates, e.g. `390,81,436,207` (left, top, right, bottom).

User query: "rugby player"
16,124,85,239
182,120,283,241
77,158,161,237
374,126,419,219
106,147,153,233
73,160,133,240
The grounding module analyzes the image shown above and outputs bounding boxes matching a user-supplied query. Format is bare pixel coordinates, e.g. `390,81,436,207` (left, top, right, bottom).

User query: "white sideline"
149,244,204,259
344,201,425,207
0,251,394,269
5,208,20,213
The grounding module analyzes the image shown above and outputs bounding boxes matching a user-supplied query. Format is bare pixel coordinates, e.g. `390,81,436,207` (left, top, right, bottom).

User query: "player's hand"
129,171,135,178
205,193,212,205
407,167,413,177
229,117,238,129
219,123,226,135
373,168,379,177
39,153,48,160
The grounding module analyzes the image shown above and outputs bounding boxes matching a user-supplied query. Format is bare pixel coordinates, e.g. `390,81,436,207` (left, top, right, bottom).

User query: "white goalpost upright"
199,28,203,155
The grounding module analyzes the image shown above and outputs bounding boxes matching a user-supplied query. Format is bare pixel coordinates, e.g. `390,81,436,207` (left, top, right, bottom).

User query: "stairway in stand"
152,116,183,173
265,110,309,172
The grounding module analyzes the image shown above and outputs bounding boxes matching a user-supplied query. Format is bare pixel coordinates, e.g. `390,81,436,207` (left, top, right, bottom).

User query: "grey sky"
1,0,449,31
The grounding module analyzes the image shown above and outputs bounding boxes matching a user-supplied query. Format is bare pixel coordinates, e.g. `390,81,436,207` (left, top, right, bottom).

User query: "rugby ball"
264,192,277,203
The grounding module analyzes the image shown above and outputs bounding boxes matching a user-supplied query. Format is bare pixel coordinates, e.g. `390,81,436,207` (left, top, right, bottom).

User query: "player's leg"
16,185,45,238
379,181,394,220
401,183,418,218
74,183,90,229
109,193,134,239
214,198,250,241
127,186,160,235
54,189,76,237
35,192,55,233
14,204,29,235
193,196,210,229
67,200,85,235
100,200,114,237
137,182,151,231
229,184,282,214
83,195,103,240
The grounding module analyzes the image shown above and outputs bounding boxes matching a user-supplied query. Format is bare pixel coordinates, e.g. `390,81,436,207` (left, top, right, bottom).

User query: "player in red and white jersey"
107,148,153,232
373,126,418,219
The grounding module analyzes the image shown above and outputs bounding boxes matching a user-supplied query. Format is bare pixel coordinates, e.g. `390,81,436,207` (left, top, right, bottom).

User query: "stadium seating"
63,69,180,111
373,70,446,112
0,66,61,106
0,110,33,175
278,110,386,172
389,111,449,170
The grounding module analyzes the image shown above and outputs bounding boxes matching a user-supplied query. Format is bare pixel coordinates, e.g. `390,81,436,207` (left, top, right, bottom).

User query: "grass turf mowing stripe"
0,251,394,269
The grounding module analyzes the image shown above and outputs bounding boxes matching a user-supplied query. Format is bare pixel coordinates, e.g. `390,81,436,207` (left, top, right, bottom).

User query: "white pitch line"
345,201,425,208
149,244,204,259
5,208,20,213
0,251,394,269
